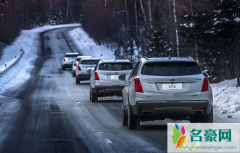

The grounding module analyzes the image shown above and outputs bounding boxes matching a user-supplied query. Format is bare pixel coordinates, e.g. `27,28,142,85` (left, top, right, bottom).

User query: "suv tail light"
201,77,209,92
78,65,81,71
95,72,100,80
134,77,143,93
64,58,66,62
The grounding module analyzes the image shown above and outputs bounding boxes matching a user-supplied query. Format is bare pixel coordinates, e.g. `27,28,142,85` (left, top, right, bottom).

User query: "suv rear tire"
122,105,128,126
128,105,140,130
76,77,80,84
62,66,65,70
201,108,213,123
91,88,98,102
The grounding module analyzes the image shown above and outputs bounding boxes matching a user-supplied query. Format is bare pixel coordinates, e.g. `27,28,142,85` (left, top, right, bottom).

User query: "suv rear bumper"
77,74,91,80
93,85,125,96
62,64,72,68
131,101,212,120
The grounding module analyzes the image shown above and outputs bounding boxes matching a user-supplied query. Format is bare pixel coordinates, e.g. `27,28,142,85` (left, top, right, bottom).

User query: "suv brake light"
78,65,81,71
64,58,66,62
201,77,209,92
95,72,100,80
134,77,143,93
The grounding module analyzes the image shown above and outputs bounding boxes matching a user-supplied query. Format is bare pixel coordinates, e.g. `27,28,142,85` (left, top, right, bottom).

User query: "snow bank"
211,78,240,118
0,51,23,75
68,28,115,59
0,24,80,94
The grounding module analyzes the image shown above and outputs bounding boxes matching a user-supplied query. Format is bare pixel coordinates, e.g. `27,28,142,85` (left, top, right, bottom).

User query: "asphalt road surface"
0,28,230,153
0,28,169,153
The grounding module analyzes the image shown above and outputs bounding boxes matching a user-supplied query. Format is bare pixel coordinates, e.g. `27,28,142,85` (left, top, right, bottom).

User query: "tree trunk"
124,0,130,26
140,0,147,26
148,0,152,29
135,0,138,41
66,0,70,19
190,0,193,16
105,0,107,12
173,0,179,57
235,30,240,85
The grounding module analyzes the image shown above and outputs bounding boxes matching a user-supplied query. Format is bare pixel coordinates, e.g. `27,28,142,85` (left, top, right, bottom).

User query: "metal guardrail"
0,50,24,77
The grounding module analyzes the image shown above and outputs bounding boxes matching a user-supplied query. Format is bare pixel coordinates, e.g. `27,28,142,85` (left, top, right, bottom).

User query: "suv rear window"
99,63,133,71
142,62,201,76
65,54,78,57
81,60,99,65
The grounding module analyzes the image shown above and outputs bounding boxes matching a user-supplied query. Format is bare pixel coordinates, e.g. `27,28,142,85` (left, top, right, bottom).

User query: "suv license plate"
111,75,119,79
162,83,182,90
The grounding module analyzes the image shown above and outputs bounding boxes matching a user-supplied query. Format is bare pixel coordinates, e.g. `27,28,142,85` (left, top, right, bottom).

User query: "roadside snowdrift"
212,78,240,118
68,28,115,59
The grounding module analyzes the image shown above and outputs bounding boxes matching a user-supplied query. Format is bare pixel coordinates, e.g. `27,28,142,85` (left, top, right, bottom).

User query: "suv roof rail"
114,59,130,61
168,55,171,60
66,52,78,54
143,57,149,60
187,56,194,60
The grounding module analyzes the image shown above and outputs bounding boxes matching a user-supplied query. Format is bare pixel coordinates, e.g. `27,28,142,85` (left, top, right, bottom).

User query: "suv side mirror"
87,69,92,74
119,73,126,81
202,70,209,78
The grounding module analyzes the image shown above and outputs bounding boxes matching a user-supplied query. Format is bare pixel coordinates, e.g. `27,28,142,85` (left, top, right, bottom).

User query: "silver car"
75,58,100,84
62,53,79,70
120,57,213,130
72,56,91,77
89,59,133,102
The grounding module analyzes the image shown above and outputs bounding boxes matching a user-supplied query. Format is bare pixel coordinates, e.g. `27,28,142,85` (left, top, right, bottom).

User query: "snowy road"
0,28,237,153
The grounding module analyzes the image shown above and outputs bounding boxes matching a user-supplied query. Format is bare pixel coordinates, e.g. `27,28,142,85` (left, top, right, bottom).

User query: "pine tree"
147,7,171,57
180,0,240,82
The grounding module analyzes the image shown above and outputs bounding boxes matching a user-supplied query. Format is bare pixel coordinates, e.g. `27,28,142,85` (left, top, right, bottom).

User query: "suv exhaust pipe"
141,108,152,115
194,110,204,115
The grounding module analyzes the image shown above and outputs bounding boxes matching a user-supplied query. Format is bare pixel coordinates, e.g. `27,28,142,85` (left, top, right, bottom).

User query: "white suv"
120,57,213,130
89,59,133,102
72,56,91,77
62,53,79,70
75,58,100,84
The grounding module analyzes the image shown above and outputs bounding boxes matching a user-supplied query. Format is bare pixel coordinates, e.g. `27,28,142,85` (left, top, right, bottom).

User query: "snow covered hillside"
68,28,115,60
212,79,240,119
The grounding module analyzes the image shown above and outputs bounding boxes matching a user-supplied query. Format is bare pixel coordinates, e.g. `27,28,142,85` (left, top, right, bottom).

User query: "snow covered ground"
0,49,23,74
211,78,240,120
68,28,115,59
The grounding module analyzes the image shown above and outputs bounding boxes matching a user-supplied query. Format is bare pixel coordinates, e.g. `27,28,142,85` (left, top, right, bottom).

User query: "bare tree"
173,0,179,57
140,0,147,26
135,0,138,40
148,0,152,29
66,0,70,19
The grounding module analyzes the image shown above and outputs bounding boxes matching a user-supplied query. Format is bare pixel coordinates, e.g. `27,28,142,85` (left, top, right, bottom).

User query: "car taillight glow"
78,65,81,71
193,108,203,110
64,58,66,62
142,108,152,111
201,77,209,92
95,72,100,80
99,89,105,92
134,77,143,93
